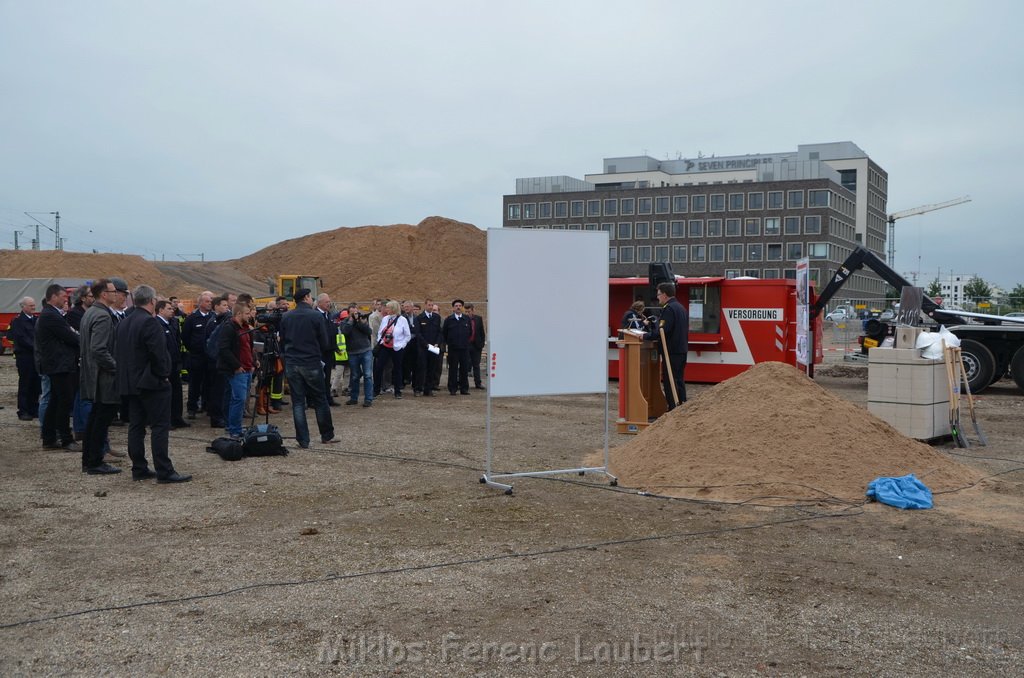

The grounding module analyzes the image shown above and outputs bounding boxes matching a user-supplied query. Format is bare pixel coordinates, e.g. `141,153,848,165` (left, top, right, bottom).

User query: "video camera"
255,309,284,329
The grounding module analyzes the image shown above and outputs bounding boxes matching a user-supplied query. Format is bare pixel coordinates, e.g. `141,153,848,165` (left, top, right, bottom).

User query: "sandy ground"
1,352,1023,677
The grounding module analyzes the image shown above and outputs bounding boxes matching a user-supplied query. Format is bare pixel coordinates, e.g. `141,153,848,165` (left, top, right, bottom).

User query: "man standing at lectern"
644,282,688,410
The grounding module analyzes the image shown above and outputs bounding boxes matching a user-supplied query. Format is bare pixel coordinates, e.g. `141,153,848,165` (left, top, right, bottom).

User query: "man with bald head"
10,296,41,421
315,292,340,406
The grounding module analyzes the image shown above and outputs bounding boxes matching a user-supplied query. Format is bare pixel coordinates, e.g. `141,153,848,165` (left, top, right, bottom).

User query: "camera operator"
279,288,337,448
341,305,373,406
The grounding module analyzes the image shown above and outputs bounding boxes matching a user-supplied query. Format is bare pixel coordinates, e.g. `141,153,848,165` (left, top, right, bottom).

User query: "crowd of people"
8,282,488,480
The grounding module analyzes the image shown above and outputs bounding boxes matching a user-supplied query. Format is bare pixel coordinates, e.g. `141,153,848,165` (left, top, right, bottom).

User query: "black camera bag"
242,423,288,456
207,436,244,462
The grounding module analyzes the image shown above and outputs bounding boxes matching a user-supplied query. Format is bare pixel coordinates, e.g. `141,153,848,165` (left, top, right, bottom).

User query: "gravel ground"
1,356,1023,677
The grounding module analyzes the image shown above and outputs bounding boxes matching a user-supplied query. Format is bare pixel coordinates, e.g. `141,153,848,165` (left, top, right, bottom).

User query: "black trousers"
323,363,334,400
83,402,118,469
661,353,687,411
470,346,484,387
414,346,440,395
169,366,185,423
186,354,208,413
373,347,405,396
206,364,226,422
447,347,471,394
41,371,75,445
15,352,40,417
127,385,174,477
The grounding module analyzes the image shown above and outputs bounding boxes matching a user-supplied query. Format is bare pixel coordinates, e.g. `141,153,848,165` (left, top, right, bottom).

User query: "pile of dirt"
232,216,486,303
0,250,178,292
608,361,981,503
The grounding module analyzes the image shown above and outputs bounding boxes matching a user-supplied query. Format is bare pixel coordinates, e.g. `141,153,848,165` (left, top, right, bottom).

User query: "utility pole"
54,211,61,250
13,230,23,250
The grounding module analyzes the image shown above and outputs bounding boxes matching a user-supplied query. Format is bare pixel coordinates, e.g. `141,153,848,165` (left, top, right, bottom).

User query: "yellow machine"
255,275,323,309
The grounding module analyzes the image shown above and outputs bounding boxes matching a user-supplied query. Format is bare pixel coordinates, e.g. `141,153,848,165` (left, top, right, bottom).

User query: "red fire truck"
0,278,89,354
608,276,823,382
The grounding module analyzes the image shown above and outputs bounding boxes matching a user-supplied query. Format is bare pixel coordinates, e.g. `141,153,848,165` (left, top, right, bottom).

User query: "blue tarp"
866,474,933,510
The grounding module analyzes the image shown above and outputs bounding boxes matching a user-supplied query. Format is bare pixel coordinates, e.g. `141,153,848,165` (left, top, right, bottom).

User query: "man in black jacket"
181,291,214,419
442,299,473,395
414,303,442,397
156,300,189,429
116,285,191,483
279,288,336,448
644,282,688,411
10,296,40,421
466,303,487,390
35,285,80,450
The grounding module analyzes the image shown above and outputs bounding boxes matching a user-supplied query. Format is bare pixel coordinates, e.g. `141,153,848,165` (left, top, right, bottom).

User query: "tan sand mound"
232,216,486,303
608,361,981,503
0,251,175,291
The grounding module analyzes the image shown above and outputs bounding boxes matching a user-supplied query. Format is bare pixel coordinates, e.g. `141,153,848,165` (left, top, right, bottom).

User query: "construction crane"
887,195,971,267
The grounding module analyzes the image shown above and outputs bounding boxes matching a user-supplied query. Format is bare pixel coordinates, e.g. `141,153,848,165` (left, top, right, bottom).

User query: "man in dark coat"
78,279,122,474
181,291,214,418
115,285,191,483
35,285,80,450
9,296,40,421
465,303,487,390
156,299,189,429
644,282,689,411
442,299,473,395
414,302,442,397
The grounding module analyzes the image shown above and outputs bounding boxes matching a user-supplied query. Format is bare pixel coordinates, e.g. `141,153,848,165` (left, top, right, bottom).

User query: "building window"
508,204,521,219
568,223,582,230
635,221,650,239
604,199,618,216
570,200,584,217
620,197,635,215
744,269,760,278
747,243,763,261
672,245,687,263
617,222,632,240
655,196,670,214
550,224,564,230
725,218,741,237
725,269,741,279
673,195,689,213
784,216,800,235
587,199,601,217
744,218,760,236
805,215,822,234
748,192,764,210
729,193,744,211
787,242,804,259
637,245,652,263
691,244,706,262
691,195,707,212
638,197,653,214
728,243,744,262
655,245,669,262
554,202,567,218
609,247,617,263
688,219,703,238
653,221,667,238
600,223,612,234
707,219,722,237
766,243,782,261
670,220,685,238
763,268,780,279
808,189,830,207
808,242,829,259
619,246,635,263
710,194,726,211
585,223,598,231
767,191,784,209
764,217,780,236
784,268,797,280
523,203,536,219
788,190,804,208
539,202,552,218
710,244,725,262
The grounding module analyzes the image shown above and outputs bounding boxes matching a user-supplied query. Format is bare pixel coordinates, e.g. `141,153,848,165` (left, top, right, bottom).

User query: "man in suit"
442,299,473,396
315,293,340,406
643,281,689,411
414,301,442,397
465,303,487,390
35,285,81,451
9,296,40,421
181,291,214,419
116,285,191,483
78,278,123,475
156,299,190,429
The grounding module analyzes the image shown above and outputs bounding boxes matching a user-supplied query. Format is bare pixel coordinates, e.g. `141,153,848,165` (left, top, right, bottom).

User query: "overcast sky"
1,1,1021,288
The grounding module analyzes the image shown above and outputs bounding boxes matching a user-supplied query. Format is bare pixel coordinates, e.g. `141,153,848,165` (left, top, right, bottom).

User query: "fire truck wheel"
960,339,996,394
1010,345,1024,393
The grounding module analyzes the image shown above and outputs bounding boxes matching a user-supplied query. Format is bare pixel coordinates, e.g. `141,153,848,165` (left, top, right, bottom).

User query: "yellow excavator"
254,275,323,310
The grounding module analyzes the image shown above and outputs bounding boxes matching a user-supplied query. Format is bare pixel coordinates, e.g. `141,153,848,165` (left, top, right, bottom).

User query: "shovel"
942,341,969,448
954,346,987,446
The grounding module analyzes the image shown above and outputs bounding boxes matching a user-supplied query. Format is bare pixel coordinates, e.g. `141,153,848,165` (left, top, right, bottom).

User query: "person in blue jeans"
279,288,337,448
216,301,256,438
341,306,374,406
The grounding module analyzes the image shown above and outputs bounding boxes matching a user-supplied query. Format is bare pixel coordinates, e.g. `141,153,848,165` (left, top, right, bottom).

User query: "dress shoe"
362,401,373,407
321,437,340,444
449,391,457,396
157,472,192,484
104,449,127,458
42,442,62,450
328,400,341,407
84,463,122,475
63,441,82,452
210,418,226,428
187,411,197,420
345,400,358,406
172,419,192,428
74,432,85,441
18,412,34,421
132,469,157,481
474,385,486,390
422,392,434,397
394,393,403,400
109,419,125,427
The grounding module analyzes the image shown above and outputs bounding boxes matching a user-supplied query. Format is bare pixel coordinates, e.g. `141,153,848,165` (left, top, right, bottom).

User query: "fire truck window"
687,286,721,334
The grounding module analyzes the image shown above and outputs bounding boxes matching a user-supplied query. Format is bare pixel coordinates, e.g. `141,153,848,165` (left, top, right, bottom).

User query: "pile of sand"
232,216,486,303
0,251,176,291
609,361,981,503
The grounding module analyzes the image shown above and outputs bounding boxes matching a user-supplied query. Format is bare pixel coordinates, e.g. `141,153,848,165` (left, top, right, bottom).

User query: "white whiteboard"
487,229,609,397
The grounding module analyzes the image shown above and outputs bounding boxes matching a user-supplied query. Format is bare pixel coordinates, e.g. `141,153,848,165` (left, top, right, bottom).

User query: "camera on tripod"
255,309,283,329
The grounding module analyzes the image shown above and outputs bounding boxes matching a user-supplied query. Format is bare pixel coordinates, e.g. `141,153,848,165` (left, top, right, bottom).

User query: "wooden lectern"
616,330,667,434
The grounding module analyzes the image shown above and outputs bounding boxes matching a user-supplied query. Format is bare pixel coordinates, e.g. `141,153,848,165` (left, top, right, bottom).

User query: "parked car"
879,309,895,321
1006,312,1024,318
825,309,849,322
